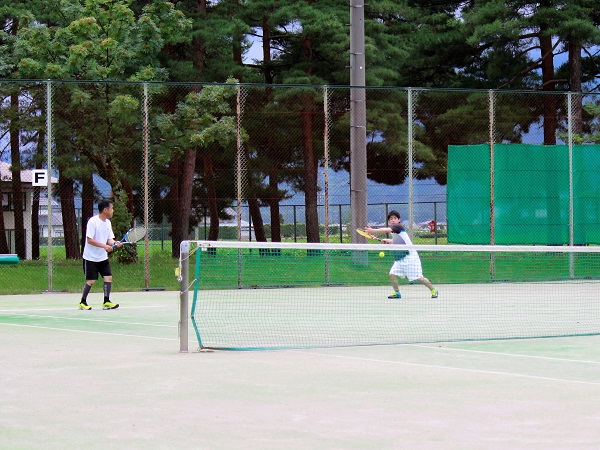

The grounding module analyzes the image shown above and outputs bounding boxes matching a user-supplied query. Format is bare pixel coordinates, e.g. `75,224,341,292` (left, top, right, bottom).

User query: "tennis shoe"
431,289,439,298
387,292,401,299
102,301,119,310
78,302,92,310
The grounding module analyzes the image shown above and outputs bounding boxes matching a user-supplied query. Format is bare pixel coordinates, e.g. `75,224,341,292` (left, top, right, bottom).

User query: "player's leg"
98,260,119,310
80,259,97,310
407,256,438,298
388,264,402,298
417,276,438,297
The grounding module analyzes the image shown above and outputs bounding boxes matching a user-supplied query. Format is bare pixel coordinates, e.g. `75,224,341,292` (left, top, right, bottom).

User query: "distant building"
37,196,63,238
0,162,58,259
197,207,255,240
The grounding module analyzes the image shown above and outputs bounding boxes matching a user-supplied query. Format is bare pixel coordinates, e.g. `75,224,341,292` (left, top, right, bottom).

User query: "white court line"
408,343,600,365
0,322,178,340
0,305,166,313
1,313,176,328
295,350,600,386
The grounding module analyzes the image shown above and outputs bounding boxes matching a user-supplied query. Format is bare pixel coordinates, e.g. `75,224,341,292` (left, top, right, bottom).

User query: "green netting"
447,144,490,244
447,144,600,245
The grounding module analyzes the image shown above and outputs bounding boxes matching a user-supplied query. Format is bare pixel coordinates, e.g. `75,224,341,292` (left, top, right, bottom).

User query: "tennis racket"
113,226,147,248
356,228,383,242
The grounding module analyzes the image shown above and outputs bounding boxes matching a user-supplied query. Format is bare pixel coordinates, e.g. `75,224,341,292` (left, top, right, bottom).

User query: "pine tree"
12,0,191,257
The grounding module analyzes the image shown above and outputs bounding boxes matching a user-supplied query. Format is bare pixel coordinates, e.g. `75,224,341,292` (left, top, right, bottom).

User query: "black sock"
81,284,92,303
103,282,112,303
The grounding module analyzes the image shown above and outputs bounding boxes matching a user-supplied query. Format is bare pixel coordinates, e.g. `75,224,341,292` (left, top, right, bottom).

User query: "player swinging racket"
79,199,123,310
364,210,438,299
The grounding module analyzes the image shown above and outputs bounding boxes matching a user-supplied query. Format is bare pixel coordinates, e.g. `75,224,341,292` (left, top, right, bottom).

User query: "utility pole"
349,0,367,245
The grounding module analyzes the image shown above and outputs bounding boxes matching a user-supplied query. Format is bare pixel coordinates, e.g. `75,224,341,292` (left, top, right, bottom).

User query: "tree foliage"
7,0,191,257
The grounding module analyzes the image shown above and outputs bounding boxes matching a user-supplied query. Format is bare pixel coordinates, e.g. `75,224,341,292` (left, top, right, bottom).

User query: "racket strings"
126,227,147,242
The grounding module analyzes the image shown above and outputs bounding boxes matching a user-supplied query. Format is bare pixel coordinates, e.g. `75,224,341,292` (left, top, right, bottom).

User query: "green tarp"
447,144,600,244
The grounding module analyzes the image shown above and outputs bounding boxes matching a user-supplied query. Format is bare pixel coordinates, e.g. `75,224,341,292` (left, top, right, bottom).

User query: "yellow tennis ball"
379,251,385,258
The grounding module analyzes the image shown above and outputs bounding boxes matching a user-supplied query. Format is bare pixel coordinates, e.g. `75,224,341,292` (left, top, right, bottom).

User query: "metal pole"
236,84,244,288
323,86,330,243
143,83,150,288
179,241,189,352
567,92,574,278
407,88,414,238
349,0,367,245
489,90,496,245
567,92,574,247
339,204,343,243
236,84,243,242
46,80,53,291
488,90,496,280
323,86,331,284
433,202,438,245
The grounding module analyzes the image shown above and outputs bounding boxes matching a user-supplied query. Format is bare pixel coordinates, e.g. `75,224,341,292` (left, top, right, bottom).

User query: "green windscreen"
447,144,600,245
447,144,490,244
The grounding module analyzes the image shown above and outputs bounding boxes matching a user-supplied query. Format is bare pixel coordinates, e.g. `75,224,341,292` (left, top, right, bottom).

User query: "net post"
179,240,190,352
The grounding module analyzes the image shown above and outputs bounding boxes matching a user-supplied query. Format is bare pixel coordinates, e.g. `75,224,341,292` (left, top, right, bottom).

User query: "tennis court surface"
2,291,599,449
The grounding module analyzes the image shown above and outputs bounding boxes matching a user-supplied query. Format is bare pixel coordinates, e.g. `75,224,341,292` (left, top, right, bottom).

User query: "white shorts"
389,252,423,282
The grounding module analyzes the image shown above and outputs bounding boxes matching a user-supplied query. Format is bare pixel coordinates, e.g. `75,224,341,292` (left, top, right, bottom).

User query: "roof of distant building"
0,161,58,184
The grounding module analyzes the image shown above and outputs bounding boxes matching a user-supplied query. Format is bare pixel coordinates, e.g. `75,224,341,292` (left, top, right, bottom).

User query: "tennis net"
177,240,600,351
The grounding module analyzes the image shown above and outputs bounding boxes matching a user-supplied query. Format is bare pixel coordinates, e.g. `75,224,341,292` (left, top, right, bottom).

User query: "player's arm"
364,226,392,234
107,238,122,248
86,236,114,252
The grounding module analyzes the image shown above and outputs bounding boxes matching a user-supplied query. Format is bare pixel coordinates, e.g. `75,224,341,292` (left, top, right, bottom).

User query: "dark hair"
387,210,401,220
98,199,113,213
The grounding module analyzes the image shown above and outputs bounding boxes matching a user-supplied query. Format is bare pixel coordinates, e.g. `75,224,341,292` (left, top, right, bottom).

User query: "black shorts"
83,259,112,281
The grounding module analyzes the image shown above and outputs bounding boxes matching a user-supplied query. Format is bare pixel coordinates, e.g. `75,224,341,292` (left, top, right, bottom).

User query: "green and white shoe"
102,301,119,310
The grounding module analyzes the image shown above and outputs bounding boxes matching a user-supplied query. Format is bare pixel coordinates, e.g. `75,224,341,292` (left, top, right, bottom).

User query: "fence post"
236,84,247,243
323,85,330,243
567,92,574,248
434,202,438,245
338,204,343,243
488,89,496,246
567,92,574,278
46,80,53,292
407,89,421,237
293,206,297,242
488,89,496,280
142,82,150,289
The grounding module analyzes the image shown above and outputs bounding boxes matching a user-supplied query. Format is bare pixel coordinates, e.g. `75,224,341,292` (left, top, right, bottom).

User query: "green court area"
2,291,599,448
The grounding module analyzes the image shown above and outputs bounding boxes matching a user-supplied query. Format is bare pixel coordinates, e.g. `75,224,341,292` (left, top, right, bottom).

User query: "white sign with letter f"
31,169,48,187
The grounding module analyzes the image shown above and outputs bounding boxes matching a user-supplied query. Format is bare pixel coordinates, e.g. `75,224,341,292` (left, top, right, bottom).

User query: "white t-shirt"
82,215,115,262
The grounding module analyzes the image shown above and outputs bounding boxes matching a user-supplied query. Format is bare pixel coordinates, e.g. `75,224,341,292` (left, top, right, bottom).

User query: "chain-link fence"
1,80,599,293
